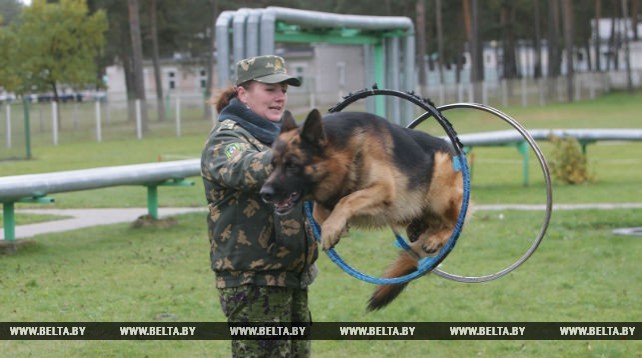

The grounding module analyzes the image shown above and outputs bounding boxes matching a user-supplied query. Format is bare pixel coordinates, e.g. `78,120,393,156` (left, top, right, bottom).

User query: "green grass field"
1,90,642,356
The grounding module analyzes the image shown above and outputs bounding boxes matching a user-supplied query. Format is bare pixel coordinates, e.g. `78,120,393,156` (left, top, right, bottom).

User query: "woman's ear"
236,85,248,105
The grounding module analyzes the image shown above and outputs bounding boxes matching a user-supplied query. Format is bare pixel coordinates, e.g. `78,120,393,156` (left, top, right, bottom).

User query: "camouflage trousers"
218,285,311,358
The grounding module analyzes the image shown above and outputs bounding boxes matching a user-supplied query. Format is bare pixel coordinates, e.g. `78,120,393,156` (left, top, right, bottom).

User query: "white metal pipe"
215,10,236,87
388,37,401,124
246,9,261,58
402,34,415,122
266,6,413,31
233,8,250,65
0,159,200,202
259,9,276,55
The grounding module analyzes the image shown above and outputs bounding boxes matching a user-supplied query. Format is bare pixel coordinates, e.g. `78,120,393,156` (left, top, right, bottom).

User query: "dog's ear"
301,109,327,147
280,110,298,133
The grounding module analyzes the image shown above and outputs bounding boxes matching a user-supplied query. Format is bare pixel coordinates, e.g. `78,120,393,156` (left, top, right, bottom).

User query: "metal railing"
0,159,201,242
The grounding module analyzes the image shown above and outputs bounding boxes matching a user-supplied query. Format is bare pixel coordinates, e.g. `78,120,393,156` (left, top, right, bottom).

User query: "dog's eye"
284,158,299,173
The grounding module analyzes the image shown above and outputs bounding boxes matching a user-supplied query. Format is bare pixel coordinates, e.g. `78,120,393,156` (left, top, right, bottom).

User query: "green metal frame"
2,196,54,242
464,142,530,187
144,178,194,220
467,139,594,187
273,21,410,117
2,178,193,242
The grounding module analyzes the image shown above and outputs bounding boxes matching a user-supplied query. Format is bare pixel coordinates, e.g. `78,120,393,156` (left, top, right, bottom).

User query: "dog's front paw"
321,234,339,251
320,221,345,250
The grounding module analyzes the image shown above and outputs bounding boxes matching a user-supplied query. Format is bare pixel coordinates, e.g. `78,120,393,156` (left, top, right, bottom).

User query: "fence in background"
1,70,639,160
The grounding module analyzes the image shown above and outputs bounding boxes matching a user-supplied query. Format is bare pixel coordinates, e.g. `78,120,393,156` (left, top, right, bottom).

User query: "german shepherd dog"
260,109,464,310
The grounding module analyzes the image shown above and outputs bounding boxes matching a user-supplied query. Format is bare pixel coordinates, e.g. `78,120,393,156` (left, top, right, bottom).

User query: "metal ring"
315,88,471,284
410,103,553,283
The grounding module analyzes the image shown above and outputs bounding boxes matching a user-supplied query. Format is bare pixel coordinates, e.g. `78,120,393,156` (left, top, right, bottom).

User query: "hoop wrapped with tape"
302,88,472,286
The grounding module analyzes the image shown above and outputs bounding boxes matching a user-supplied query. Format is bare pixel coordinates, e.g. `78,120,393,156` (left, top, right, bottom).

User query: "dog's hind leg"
421,152,464,254
406,219,429,243
417,225,454,256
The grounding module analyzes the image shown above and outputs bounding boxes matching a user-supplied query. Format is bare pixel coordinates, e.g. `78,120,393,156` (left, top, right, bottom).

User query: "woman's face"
237,81,288,122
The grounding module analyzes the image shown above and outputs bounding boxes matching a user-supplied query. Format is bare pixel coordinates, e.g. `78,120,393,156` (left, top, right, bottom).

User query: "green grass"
1,90,642,356
1,209,641,356
0,213,69,228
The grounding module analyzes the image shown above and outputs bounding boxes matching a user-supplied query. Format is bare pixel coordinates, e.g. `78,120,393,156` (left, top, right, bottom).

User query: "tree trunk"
462,0,472,41
501,2,518,79
128,0,148,132
149,0,165,123
456,1,469,85
622,0,634,92
416,0,427,96
469,0,483,100
204,0,218,119
594,0,602,71
547,0,562,78
533,0,543,78
606,1,615,70
546,0,561,101
632,0,639,40
562,0,575,102
436,0,445,84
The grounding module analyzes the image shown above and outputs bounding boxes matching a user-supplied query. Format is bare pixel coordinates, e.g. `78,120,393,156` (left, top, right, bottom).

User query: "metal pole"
402,34,415,122
147,185,159,219
5,104,10,148
233,9,249,65
516,141,530,186
388,37,400,124
374,43,385,116
363,44,376,114
23,99,31,159
95,100,102,142
52,101,58,145
136,99,142,140
175,97,181,137
521,77,528,107
3,202,15,241
216,11,235,88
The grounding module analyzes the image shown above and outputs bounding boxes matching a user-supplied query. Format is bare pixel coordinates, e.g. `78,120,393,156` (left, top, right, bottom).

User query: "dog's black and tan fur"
260,109,464,311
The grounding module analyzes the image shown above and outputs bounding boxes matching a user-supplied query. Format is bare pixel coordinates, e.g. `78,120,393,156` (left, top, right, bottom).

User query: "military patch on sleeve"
224,143,246,160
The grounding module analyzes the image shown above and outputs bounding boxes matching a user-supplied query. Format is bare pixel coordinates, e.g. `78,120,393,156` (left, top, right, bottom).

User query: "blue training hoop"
304,87,471,285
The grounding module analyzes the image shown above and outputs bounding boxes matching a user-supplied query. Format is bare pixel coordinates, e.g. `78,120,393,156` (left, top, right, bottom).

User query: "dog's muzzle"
260,186,301,215
259,186,275,203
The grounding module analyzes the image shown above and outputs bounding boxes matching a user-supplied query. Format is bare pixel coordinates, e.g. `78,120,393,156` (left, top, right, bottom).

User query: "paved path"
2,203,642,240
1,207,206,240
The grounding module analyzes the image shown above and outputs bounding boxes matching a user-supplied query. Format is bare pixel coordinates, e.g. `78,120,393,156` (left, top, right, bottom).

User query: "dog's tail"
367,251,418,311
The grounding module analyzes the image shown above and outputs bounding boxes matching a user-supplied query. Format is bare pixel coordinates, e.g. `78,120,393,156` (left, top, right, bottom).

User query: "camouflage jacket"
201,115,318,289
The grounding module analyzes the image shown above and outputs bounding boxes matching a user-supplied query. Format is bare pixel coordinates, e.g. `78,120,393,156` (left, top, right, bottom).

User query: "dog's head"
260,109,327,214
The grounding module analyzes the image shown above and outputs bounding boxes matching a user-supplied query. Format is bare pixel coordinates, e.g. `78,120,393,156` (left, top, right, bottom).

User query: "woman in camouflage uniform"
201,55,318,357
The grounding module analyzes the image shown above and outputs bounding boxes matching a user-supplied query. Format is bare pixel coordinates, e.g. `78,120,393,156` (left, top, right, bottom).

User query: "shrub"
548,134,594,184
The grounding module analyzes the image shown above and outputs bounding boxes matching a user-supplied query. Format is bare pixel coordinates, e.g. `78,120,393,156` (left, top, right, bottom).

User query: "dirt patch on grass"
0,239,37,255
130,215,179,229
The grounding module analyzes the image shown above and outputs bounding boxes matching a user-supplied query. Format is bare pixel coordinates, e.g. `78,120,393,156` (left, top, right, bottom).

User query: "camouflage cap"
235,55,301,87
